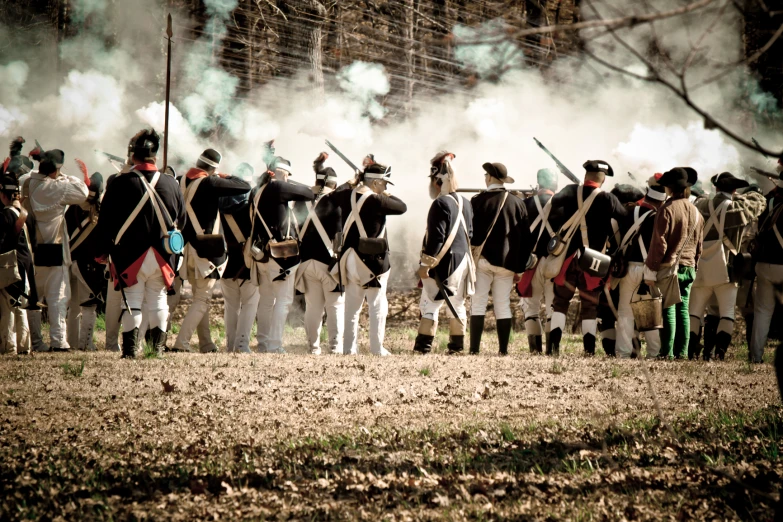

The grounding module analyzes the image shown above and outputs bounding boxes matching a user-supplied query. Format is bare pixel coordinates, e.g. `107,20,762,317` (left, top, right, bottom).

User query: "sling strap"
224,214,245,244
180,176,219,237
474,190,509,262
701,198,732,257
300,195,335,258
618,205,655,258
530,194,554,239
250,183,294,243
555,186,601,249
69,212,97,252
116,171,162,245
7,207,32,259
344,189,386,240
428,194,466,266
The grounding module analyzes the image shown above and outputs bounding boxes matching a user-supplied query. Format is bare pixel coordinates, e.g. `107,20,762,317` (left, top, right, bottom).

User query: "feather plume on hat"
75,159,90,187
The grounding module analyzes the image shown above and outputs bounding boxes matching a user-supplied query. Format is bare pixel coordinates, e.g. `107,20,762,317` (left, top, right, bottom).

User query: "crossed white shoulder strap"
249,183,294,243
529,195,554,240
618,205,654,258
300,195,334,257
180,176,219,236
557,186,601,249
115,170,169,245
343,189,384,239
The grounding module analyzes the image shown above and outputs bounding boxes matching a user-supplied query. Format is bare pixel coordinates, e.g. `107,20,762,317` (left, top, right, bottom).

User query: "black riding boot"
497,318,513,356
150,327,167,356
583,333,596,356
121,328,139,359
689,332,702,360
469,316,484,354
714,331,731,361
602,338,616,357
414,334,434,354
745,313,754,348
447,336,464,354
528,335,543,354
548,328,562,357
703,315,719,361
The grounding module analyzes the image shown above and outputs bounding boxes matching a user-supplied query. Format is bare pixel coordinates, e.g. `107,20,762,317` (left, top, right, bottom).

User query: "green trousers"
660,266,696,359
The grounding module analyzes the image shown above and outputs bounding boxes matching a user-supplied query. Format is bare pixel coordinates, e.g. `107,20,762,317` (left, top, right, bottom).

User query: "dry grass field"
1,290,781,520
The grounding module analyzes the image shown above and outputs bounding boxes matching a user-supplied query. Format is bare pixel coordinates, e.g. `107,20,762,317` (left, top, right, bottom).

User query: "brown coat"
645,195,704,272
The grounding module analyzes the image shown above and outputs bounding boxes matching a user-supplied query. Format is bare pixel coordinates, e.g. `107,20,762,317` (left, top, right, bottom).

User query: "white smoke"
0,0,778,285
453,19,524,78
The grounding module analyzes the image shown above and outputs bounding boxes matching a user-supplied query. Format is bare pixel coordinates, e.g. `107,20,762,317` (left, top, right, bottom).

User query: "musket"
325,139,361,174
627,171,638,182
431,270,464,327
750,166,779,181
96,150,125,163
163,14,173,173
456,188,535,198
533,137,581,184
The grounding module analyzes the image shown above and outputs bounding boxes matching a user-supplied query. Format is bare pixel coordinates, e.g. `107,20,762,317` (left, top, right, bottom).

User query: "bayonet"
325,139,361,174
163,13,173,173
533,137,580,184
431,270,464,327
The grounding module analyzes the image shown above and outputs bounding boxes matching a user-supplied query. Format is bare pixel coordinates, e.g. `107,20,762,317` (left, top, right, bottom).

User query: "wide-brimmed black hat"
39,149,65,175
482,162,514,184
583,160,614,177
711,171,749,192
658,167,695,189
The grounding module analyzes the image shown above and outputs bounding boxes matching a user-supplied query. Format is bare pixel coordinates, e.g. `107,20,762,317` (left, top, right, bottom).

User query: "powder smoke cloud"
0,0,779,284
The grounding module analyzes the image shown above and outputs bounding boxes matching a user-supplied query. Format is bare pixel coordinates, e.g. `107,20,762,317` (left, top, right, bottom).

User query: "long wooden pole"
163,13,173,172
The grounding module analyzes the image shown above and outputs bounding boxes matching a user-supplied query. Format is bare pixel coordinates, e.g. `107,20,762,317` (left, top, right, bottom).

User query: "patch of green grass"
95,314,106,332
61,359,85,378
499,422,515,442
170,323,180,335
549,361,566,374
142,342,160,359
419,366,431,377
319,327,328,344
405,328,418,341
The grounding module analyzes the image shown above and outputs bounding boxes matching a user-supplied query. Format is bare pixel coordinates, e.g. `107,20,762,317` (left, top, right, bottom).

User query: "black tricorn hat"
658,167,695,189
7,155,33,177
482,162,515,184
130,129,161,158
583,160,614,177
611,184,644,205
711,171,749,192
39,149,65,175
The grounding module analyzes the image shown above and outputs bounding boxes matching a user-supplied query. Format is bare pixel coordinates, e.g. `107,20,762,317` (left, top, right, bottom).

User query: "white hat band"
646,188,666,201
199,155,220,168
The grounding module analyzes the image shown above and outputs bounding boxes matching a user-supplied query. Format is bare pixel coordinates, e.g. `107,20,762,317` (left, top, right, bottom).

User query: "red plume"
1,157,9,174
430,151,456,166
75,159,90,187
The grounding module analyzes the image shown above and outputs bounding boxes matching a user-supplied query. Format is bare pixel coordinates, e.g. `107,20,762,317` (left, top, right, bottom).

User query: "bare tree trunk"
403,0,416,114
276,0,327,96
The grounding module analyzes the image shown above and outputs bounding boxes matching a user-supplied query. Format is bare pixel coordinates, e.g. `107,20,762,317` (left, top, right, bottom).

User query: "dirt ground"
1,290,782,520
